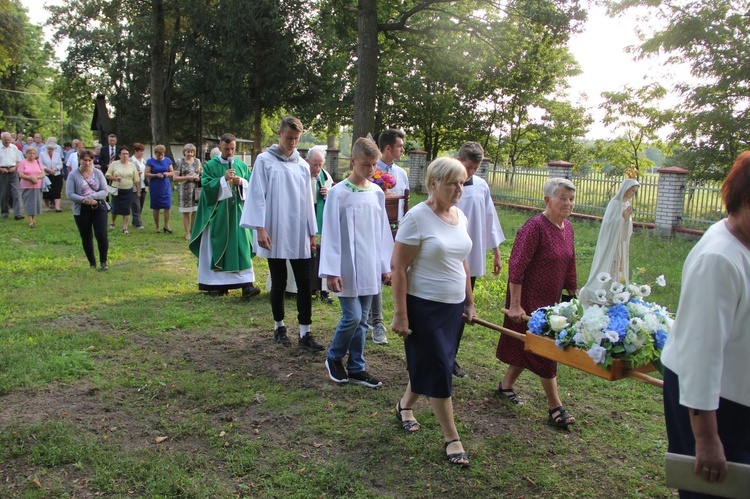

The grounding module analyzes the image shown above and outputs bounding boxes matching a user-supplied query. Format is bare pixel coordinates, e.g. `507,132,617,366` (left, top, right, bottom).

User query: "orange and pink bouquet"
370,170,397,191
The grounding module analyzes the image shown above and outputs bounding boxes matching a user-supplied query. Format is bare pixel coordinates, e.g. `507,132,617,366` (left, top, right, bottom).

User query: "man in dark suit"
98,134,118,171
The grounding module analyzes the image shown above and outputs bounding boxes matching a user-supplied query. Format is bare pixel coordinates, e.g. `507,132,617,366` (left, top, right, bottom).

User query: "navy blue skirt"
404,294,464,398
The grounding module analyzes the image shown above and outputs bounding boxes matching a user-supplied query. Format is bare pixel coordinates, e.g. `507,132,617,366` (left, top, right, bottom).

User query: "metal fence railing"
682,181,725,230
485,168,724,232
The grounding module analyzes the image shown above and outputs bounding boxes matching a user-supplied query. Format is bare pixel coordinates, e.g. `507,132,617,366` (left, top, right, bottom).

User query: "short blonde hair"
183,143,196,153
154,144,166,154
25,146,38,155
350,137,380,160
425,157,467,193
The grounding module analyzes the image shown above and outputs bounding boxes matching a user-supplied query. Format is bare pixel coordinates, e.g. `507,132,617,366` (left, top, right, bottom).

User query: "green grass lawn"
0,197,697,497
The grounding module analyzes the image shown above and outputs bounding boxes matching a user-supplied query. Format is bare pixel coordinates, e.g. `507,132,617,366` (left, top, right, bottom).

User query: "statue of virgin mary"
579,178,640,307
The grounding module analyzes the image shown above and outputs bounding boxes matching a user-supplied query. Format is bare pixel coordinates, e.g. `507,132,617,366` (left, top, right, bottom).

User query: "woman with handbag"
66,150,110,270
16,147,46,228
40,139,64,212
105,146,141,235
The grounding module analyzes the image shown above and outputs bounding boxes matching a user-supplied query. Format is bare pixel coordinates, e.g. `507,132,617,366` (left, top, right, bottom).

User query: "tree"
0,0,60,137
600,83,669,174
608,0,750,179
539,99,593,165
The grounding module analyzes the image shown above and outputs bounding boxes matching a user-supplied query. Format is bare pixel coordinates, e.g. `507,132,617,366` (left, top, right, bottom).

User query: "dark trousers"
131,188,145,227
0,172,21,217
268,258,312,325
74,205,109,266
456,276,477,353
663,368,750,498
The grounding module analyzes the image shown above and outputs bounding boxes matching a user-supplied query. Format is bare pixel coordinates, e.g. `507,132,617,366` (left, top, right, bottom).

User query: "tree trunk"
352,0,378,140
252,74,263,164
150,0,171,157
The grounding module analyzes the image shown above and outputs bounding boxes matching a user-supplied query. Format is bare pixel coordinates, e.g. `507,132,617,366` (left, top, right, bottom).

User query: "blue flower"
587,344,608,365
528,310,547,335
653,329,667,350
607,304,630,340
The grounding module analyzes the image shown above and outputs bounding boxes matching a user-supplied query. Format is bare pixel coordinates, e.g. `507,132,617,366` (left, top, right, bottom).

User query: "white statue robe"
580,178,640,306
318,181,394,298
240,147,317,259
456,175,505,277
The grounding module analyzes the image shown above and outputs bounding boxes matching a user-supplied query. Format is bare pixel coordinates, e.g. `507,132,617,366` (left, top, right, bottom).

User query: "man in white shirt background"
1,131,24,220
368,129,410,345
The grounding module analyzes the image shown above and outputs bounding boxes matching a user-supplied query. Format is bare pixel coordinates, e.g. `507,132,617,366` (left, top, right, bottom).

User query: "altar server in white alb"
320,138,394,388
240,116,323,352
453,141,505,377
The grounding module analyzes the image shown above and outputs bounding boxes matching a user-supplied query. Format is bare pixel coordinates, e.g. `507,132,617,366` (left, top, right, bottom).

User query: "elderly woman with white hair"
496,178,578,428
40,138,64,212
391,157,476,467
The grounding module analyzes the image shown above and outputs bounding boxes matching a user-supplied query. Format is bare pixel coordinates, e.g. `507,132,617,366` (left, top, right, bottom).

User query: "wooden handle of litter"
624,370,664,388
471,316,526,341
500,308,531,322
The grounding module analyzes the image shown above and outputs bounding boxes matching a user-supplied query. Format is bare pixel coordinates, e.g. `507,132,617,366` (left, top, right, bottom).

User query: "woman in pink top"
16,147,46,228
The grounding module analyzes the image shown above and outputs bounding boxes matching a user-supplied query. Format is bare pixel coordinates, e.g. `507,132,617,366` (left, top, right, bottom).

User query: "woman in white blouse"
40,139,64,212
661,151,750,493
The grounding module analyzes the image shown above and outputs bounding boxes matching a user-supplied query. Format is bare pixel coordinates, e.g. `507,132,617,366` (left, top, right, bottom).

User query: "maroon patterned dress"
496,214,577,378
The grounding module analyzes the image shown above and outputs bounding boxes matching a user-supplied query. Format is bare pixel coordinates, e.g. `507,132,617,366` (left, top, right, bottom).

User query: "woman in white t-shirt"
391,157,476,468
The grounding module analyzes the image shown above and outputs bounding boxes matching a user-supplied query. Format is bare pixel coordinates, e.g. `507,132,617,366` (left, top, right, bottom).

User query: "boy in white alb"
321,138,394,388
454,141,505,377
240,117,323,352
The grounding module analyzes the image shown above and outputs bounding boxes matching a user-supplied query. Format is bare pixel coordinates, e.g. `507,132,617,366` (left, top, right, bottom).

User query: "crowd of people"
5,123,748,485
1,130,204,269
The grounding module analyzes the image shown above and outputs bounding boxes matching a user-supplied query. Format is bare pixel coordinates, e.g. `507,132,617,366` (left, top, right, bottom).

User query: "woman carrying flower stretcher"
496,178,578,428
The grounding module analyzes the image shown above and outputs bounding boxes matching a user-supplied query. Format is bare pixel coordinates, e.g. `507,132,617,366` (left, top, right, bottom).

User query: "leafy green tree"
0,0,61,137
609,0,750,179
539,99,593,165
600,83,669,174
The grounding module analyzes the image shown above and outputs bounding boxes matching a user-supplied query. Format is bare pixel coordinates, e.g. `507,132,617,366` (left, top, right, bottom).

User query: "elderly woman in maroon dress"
497,177,578,428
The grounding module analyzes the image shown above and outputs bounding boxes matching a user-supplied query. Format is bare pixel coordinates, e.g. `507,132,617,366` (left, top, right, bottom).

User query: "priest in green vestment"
189,133,259,298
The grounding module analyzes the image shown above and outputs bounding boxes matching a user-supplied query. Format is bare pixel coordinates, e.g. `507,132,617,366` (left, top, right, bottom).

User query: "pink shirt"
17,159,45,189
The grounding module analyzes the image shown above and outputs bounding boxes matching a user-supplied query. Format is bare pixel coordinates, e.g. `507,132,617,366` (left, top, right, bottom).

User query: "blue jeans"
327,295,373,374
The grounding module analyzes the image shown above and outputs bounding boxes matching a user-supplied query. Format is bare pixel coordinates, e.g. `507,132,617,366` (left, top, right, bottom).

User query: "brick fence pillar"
547,160,574,179
477,156,491,181
326,148,341,181
408,150,428,194
656,166,689,236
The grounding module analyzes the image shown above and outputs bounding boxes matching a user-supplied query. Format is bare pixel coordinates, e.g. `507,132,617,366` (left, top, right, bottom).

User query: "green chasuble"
315,171,326,234
189,157,253,272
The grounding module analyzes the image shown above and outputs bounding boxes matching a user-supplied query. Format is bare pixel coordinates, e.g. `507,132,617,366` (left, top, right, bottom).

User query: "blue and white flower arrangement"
527,274,671,369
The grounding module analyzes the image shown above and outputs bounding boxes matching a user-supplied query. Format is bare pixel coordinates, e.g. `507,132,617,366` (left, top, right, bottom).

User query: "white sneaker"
372,324,388,344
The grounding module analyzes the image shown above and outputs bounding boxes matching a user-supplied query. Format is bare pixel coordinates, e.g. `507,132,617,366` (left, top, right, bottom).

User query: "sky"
22,1,685,140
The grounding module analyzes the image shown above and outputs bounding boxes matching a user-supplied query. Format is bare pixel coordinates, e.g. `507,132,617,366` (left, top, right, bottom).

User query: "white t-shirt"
395,202,472,304
661,220,750,410
377,159,410,221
